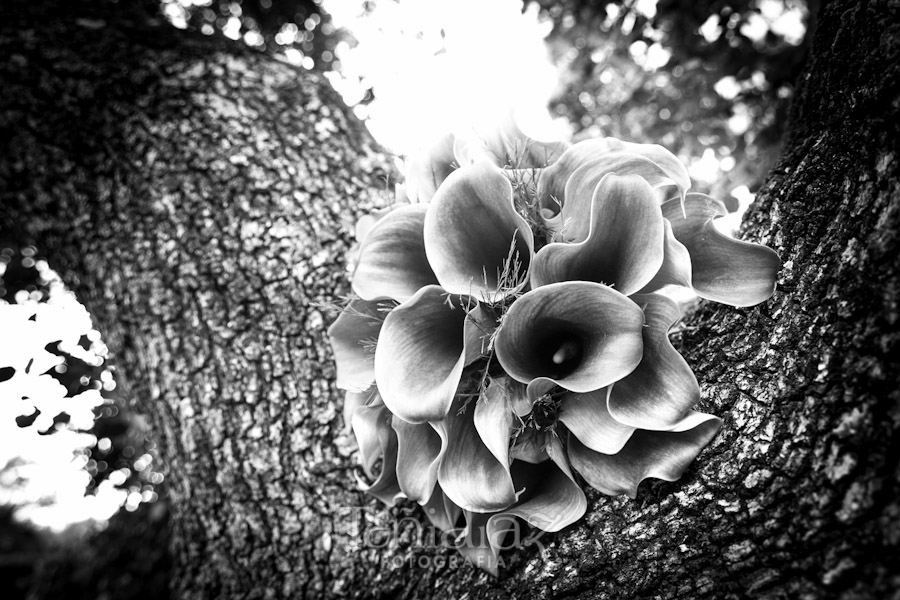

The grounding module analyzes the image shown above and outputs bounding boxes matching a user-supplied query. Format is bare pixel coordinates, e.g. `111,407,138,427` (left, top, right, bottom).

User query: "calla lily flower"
403,133,458,203
435,394,518,513
536,137,691,222
607,294,701,430
494,281,645,392
567,412,723,498
421,484,462,533
350,404,402,506
329,129,780,574
404,117,569,203
392,416,443,504
327,297,391,392
530,173,665,294
456,435,586,575
662,193,781,307
353,203,438,303
453,114,568,170
424,159,534,300
374,285,469,423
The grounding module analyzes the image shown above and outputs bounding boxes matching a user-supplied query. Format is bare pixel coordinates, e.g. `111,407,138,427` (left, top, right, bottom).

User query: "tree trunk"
1,0,898,598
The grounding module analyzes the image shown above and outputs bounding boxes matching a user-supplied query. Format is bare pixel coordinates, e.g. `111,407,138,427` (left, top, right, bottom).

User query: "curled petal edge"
352,203,438,303
435,398,518,513
568,411,723,499
456,436,586,575
392,417,443,504
662,194,780,307
607,293,701,430
495,281,644,393
537,138,690,221
424,160,535,302
530,173,665,296
351,405,403,506
328,298,390,393
558,387,636,454
374,285,467,423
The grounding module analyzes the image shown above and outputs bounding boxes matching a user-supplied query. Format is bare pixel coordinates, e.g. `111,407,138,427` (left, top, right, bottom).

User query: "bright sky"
320,0,570,154
0,269,129,530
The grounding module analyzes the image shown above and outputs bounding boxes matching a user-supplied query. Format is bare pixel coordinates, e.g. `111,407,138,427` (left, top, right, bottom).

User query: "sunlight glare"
323,0,568,156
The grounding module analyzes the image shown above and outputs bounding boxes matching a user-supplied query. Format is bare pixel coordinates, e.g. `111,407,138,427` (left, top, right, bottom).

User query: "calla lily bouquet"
328,124,780,574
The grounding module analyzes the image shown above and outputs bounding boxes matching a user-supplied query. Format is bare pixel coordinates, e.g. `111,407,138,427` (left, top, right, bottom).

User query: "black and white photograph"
0,0,897,597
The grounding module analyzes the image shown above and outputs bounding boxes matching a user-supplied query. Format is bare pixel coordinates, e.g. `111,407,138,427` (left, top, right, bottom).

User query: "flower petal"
509,428,550,463
352,204,439,302
456,437,585,575
494,282,644,393
473,375,532,417
506,378,533,417
374,285,467,423
422,484,462,532
540,153,680,239
558,387,636,454
351,404,403,505
606,138,691,197
436,397,518,513
568,412,723,498
404,133,457,203
350,404,383,479
457,509,513,576
525,376,556,402
392,417,443,504
608,294,700,430
424,160,534,301
530,174,665,295
327,298,391,392
354,206,396,244
537,139,690,220
637,219,693,293
662,194,781,307
474,379,517,466
342,388,378,433
502,435,587,532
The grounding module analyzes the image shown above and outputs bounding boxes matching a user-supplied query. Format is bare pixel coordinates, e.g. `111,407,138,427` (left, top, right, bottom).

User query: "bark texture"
1,0,898,598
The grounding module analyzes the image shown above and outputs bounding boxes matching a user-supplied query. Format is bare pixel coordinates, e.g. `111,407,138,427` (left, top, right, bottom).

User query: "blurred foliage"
154,1,815,206
0,240,163,501
530,0,814,201
1,501,170,600
159,0,345,71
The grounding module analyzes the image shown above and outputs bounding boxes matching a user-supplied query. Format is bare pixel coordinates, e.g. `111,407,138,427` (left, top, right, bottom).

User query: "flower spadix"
494,281,644,392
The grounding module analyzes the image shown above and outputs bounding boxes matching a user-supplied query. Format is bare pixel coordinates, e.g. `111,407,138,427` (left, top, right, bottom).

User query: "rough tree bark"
1,0,898,598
